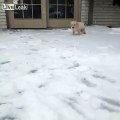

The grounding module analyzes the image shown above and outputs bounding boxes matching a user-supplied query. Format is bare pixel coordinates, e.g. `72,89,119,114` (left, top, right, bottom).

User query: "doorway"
8,0,79,28
47,0,75,27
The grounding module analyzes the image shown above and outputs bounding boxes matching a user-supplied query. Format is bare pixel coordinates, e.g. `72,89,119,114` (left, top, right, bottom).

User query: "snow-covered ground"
0,26,120,120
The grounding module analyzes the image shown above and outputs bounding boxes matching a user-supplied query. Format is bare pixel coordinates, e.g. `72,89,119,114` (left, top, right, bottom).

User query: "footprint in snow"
68,62,80,69
30,49,38,51
18,90,24,95
38,84,45,88
92,74,115,83
100,103,119,112
81,78,96,87
29,69,38,74
0,61,10,65
0,103,7,106
98,96,120,108
60,56,66,59
1,115,16,120
17,106,24,110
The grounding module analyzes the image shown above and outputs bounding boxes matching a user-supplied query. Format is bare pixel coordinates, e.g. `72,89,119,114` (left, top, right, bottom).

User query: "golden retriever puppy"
71,21,86,35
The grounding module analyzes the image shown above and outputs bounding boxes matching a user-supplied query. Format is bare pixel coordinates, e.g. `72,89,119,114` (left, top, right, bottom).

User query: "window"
14,0,41,19
49,0,74,19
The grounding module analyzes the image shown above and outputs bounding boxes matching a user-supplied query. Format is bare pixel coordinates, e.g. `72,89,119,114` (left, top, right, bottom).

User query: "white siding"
0,0,7,29
93,0,120,27
81,0,89,24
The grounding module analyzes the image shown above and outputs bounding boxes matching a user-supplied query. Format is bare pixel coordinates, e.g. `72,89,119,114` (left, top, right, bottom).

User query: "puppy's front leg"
78,29,82,35
72,30,75,35
82,28,86,34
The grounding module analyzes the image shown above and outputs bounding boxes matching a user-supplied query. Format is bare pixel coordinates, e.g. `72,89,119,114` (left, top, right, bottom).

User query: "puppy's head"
71,21,77,29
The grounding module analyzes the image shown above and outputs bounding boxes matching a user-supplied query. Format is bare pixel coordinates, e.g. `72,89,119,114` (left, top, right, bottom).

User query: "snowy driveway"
0,26,120,120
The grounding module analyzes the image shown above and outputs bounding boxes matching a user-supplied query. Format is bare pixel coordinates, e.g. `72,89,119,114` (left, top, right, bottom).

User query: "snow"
0,26,120,120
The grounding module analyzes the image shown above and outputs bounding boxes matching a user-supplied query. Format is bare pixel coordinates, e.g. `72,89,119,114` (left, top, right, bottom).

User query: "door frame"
46,0,79,28
8,0,47,28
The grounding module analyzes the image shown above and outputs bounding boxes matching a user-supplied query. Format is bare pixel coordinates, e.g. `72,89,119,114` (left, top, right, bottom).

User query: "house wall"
0,0,7,29
1,0,120,28
80,0,89,24
93,0,120,27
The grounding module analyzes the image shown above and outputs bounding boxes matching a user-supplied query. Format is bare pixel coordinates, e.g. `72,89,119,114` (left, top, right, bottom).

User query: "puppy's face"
71,21,77,29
